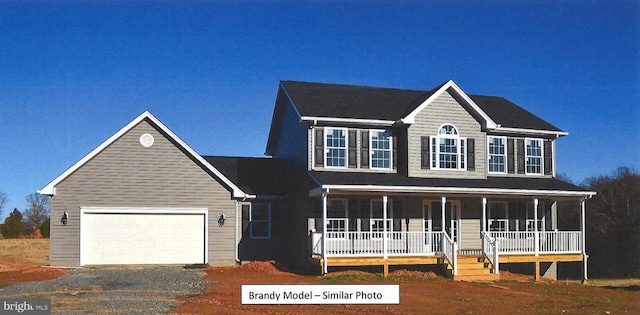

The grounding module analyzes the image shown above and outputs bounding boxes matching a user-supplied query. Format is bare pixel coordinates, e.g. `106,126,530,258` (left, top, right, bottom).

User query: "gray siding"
272,95,308,169
407,90,486,179
50,119,236,267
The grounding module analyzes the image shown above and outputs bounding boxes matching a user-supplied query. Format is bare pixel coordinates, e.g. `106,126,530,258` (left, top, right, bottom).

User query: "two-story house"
40,79,595,282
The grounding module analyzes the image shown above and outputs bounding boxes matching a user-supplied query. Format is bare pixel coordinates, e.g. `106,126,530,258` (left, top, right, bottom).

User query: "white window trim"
431,124,467,171
326,198,349,238
525,138,544,175
369,129,393,170
487,136,507,174
324,127,348,169
249,203,271,240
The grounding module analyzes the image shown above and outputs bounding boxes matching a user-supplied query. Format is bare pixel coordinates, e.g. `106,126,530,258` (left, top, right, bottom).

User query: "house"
39,79,595,281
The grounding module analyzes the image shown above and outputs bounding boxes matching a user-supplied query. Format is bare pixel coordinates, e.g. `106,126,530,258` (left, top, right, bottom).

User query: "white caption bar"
242,284,399,305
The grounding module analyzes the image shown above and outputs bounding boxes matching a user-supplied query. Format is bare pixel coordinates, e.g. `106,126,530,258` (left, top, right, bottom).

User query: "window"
370,200,393,239
488,136,506,173
431,124,466,170
325,128,347,168
250,204,271,239
370,130,392,169
326,199,348,238
525,138,543,175
488,202,508,232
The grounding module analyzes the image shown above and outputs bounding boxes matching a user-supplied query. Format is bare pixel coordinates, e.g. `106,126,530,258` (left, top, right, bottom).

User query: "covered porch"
307,178,595,281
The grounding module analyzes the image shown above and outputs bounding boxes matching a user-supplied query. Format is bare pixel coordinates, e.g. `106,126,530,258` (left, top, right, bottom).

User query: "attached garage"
80,208,208,265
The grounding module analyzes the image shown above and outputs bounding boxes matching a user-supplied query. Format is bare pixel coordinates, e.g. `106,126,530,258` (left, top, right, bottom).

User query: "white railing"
441,232,457,276
481,232,499,274
539,231,581,253
309,231,444,257
489,231,582,254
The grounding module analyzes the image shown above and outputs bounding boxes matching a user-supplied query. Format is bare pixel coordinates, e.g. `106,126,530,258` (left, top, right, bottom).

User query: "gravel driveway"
0,267,207,314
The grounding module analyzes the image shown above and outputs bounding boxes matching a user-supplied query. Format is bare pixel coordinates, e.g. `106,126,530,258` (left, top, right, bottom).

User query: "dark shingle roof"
204,156,289,196
281,80,563,133
281,80,432,121
310,171,588,194
469,95,562,132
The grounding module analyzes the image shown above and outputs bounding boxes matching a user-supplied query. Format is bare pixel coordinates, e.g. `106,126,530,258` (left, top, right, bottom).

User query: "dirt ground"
172,261,640,314
2,239,639,314
0,238,66,285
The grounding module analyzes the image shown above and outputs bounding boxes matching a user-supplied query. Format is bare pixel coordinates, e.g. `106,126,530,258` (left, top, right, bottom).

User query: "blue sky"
0,1,638,219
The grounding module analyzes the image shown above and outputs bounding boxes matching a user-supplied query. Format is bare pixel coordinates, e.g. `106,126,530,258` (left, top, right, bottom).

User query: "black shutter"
361,200,370,232
314,128,324,167
393,136,397,169
467,138,475,171
517,139,525,174
507,138,515,174
544,140,553,175
421,136,430,169
348,130,357,168
361,131,369,168
393,200,402,233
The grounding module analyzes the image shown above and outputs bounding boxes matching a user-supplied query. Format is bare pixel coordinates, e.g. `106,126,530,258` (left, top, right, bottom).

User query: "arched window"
431,124,466,170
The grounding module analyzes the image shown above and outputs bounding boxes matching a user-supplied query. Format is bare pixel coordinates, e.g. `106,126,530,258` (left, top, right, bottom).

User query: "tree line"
0,192,50,238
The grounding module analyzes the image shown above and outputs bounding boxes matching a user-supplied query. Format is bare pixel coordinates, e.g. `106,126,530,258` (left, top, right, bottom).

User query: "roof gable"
39,111,252,199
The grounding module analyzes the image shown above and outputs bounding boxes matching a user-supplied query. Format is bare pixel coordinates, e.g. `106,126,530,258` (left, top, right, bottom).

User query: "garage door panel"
82,210,206,265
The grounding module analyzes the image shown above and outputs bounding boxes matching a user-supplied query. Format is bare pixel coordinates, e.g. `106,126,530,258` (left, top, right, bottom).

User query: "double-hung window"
249,204,271,239
488,136,506,174
525,138,543,175
431,124,466,170
370,130,392,169
325,128,347,168
326,199,348,238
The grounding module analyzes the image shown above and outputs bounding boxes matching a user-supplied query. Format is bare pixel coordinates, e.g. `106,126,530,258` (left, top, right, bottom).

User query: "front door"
423,200,462,246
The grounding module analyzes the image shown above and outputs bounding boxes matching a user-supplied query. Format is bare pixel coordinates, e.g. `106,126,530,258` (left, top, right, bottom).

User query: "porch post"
383,195,389,260
534,198,539,256
482,197,487,233
322,191,328,274
441,196,446,236
581,198,588,283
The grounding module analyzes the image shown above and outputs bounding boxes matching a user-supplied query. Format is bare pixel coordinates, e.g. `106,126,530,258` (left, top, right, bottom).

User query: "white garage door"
81,208,207,265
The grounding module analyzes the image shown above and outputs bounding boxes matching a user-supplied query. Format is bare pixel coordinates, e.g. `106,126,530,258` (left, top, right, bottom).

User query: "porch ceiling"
309,172,595,199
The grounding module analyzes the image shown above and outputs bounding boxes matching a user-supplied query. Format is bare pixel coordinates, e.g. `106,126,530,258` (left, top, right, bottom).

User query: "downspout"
322,190,328,274
234,200,239,263
534,198,539,256
581,197,588,283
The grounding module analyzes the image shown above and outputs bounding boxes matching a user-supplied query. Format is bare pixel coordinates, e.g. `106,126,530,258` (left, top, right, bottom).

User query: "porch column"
322,191,328,274
534,198,539,257
441,196,446,235
482,197,487,233
581,198,588,283
383,195,388,260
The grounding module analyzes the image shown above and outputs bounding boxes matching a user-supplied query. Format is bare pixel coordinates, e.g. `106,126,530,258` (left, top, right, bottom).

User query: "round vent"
139,133,155,147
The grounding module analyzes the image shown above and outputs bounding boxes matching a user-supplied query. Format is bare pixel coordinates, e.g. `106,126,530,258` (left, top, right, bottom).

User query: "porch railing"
309,231,443,257
489,231,581,254
441,232,457,276
481,231,499,274
539,231,582,253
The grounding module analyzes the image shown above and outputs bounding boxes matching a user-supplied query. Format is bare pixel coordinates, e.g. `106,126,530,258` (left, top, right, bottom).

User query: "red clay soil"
0,265,66,285
173,261,640,314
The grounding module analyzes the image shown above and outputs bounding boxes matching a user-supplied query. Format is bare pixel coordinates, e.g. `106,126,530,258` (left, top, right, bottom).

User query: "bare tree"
23,193,50,233
0,190,6,218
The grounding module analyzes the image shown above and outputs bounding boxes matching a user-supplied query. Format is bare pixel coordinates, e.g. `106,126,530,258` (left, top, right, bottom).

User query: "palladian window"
431,124,466,170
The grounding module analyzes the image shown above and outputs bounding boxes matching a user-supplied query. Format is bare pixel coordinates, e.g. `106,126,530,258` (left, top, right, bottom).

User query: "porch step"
443,255,499,282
